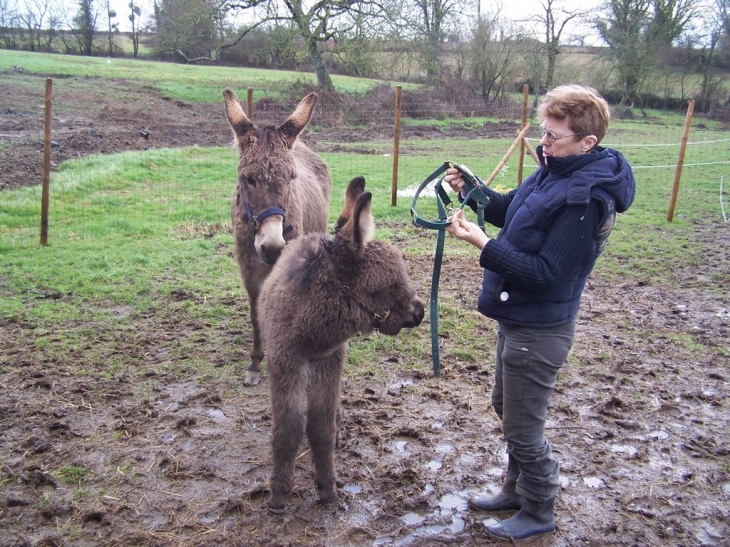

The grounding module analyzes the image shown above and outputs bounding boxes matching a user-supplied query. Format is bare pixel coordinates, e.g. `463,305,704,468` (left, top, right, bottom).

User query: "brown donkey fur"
259,176,425,509
224,89,332,385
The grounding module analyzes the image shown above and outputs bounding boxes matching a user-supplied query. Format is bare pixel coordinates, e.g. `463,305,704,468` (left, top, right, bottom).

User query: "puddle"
439,493,468,512
649,430,670,440
397,182,455,199
611,444,638,456
400,512,426,526
387,379,414,393
722,483,730,497
344,483,362,494
583,476,605,489
379,490,469,545
484,466,505,478
431,421,444,430
206,408,228,422
426,460,442,471
394,440,408,453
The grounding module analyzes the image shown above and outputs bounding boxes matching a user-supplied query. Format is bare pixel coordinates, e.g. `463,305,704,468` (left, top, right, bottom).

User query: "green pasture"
1,50,728,381
0,50,402,101
1,128,728,379
2,120,728,298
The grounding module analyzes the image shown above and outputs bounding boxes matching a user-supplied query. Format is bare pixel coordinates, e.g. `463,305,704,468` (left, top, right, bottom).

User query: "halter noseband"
238,195,294,236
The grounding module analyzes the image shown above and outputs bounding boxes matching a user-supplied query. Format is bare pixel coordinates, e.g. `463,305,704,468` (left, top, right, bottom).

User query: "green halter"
410,161,491,376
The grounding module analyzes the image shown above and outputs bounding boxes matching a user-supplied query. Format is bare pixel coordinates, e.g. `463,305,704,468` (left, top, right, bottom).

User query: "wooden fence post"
40,78,53,246
667,100,695,222
518,84,529,185
246,87,253,119
484,124,531,187
391,85,402,207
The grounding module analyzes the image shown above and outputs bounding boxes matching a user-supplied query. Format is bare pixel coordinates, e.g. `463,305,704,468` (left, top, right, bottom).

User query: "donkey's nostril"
260,244,283,265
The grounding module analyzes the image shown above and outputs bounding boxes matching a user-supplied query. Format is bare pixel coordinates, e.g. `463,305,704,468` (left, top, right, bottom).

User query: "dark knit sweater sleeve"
478,201,601,292
460,186,516,228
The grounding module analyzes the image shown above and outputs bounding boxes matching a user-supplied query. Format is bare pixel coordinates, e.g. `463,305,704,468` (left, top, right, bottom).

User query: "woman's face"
539,116,588,160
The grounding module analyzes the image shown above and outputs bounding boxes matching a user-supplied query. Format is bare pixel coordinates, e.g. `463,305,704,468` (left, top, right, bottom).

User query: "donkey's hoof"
244,371,261,385
267,496,286,511
317,489,338,506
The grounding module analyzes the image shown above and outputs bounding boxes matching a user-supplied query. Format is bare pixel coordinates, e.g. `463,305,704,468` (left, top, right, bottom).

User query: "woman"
444,84,635,541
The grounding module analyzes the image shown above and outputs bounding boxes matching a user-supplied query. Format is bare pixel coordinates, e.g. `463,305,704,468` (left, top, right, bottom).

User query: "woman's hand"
443,167,465,193
445,209,489,250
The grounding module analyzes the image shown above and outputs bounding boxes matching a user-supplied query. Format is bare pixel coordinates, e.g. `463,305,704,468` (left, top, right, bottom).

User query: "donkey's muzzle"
259,243,283,265
404,299,425,328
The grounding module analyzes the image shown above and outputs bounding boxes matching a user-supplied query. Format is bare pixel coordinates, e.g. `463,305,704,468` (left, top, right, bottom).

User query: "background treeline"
2,0,730,116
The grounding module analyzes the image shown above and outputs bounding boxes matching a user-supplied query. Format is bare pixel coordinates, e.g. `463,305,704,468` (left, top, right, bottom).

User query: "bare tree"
402,0,464,79
687,8,727,112
72,0,99,55
129,0,141,57
17,0,48,51
716,0,730,57
223,0,402,91
468,10,523,100
0,0,22,49
154,0,223,62
534,0,585,90
104,0,118,56
596,0,654,106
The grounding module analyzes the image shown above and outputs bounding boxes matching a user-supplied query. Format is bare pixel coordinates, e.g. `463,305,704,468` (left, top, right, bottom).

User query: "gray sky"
105,0,604,44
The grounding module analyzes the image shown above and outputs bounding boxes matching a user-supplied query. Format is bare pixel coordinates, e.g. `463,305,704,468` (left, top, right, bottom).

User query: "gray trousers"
492,320,576,501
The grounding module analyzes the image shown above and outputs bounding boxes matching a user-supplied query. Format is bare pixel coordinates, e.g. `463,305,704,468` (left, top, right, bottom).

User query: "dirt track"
1,68,729,547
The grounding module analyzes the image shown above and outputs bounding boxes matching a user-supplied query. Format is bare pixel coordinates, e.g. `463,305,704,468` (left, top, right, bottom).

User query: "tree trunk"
307,39,334,92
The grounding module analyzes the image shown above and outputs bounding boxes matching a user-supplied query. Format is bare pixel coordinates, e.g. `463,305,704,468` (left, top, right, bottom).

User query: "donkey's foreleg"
268,356,308,509
306,344,346,505
244,284,264,385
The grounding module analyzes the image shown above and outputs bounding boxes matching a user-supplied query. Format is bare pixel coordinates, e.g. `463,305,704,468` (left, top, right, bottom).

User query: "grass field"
1,49,728,365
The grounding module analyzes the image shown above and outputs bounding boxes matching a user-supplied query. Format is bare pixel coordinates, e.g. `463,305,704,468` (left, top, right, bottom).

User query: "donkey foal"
259,176,424,509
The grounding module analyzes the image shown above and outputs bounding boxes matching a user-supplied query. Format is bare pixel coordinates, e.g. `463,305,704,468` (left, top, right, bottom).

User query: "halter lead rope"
410,161,491,376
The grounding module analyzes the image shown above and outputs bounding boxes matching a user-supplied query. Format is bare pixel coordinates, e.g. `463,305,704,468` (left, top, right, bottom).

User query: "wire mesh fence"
2,89,729,252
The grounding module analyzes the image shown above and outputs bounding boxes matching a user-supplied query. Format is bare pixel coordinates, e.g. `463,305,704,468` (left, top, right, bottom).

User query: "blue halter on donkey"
410,161,491,376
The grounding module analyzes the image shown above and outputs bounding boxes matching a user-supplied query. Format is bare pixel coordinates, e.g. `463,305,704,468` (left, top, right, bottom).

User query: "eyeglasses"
538,123,583,144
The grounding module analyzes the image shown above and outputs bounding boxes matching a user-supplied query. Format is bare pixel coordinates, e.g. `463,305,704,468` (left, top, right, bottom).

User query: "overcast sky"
106,0,604,44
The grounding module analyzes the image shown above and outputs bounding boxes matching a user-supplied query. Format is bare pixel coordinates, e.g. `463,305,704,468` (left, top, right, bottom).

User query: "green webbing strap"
409,161,491,376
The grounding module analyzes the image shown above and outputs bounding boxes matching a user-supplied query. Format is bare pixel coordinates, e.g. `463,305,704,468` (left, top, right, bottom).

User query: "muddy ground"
1,69,729,547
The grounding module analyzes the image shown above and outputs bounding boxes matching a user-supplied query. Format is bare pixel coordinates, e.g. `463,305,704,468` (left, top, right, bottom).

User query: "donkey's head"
224,89,318,265
336,177,424,335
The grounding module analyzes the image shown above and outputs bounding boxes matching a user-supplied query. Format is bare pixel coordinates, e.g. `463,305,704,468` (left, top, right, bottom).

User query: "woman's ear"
582,135,598,152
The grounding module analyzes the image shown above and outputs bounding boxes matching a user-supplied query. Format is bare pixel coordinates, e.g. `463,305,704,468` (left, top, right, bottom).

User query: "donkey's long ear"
336,176,374,246
352,192,374,246
336,176,366,231
279,93,318,148
223,89,253,140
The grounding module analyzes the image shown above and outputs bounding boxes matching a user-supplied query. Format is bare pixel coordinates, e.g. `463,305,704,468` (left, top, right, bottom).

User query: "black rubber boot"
485,496,556,541
470,455,522,512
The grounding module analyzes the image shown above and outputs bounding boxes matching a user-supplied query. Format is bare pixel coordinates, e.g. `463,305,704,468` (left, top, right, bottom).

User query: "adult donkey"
223,89,332,385
259,176,425,509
